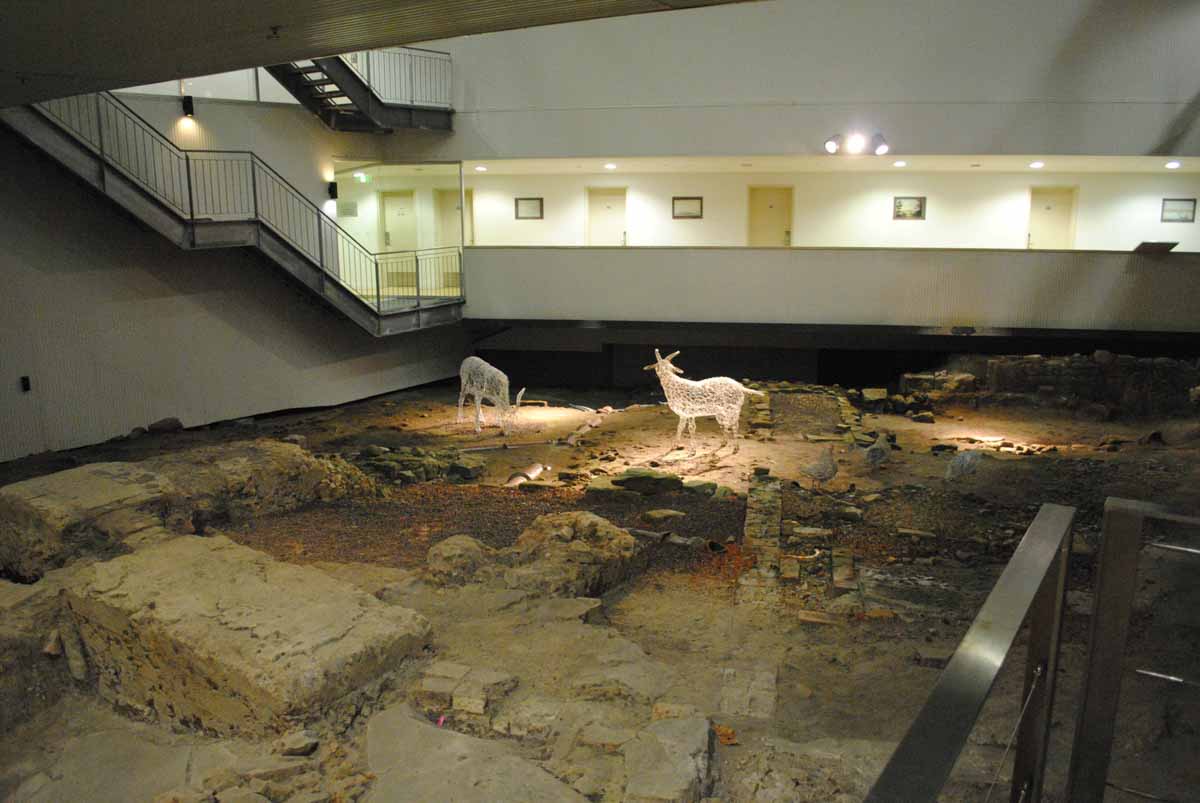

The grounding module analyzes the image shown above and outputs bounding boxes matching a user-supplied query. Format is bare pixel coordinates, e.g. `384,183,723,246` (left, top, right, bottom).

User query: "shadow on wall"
0,127,467,457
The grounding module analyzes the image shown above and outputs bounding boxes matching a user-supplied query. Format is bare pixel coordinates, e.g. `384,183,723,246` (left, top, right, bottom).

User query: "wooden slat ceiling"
1,0,753,107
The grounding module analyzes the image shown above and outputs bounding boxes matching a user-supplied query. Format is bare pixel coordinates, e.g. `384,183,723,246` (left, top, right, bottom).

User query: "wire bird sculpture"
644,348,764,453
457,356,525,434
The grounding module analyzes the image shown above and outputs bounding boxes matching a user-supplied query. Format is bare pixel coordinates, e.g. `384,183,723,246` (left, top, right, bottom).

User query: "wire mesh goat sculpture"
458,356,525,434
644,349,764,453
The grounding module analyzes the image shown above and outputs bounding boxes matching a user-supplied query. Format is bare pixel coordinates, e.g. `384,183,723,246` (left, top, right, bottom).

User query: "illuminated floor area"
1,381,1198,801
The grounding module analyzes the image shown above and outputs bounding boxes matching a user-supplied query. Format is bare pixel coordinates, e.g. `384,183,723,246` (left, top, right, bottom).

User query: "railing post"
1065,499,1154,802
408,51,416,105
317,210,324,273
374,255,383,313
414,251,422,307
184,153,195,221
94,94,107,191
1011,518,1072,802
249,158,259,221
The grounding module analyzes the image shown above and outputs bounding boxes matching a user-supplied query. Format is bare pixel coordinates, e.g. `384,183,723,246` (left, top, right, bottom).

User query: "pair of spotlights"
824,132,889,156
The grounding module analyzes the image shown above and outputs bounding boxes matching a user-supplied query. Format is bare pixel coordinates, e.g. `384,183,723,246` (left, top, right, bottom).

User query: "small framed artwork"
672,196,703,219
893,196,926,220
1161,198,1196,223
514,197,544,220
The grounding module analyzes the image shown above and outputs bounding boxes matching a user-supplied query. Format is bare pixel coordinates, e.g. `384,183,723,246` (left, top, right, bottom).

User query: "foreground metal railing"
34,92,463,315
338,46,452,108
867,503,1077,802
1066,498,1200,802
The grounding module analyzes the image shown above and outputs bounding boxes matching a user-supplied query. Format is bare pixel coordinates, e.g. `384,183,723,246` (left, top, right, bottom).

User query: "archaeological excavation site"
2,348,1199,803
5,3,1200,801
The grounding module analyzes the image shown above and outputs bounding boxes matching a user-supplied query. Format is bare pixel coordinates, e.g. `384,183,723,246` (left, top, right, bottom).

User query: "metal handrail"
866,503,1076,802
33,91,464,315
336,46,452,109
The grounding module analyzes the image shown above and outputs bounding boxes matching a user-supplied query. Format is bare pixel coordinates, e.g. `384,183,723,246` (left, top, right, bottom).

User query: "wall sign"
893,196,926,220
1161,198,1196,223
515,197,544,219
672,196,703,219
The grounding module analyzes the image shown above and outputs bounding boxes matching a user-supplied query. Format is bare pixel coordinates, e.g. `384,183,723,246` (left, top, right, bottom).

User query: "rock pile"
356,445,484,485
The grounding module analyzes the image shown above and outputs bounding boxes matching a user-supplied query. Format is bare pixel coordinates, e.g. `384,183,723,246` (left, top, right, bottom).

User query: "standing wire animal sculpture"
458,356,526,435
644,349,764,453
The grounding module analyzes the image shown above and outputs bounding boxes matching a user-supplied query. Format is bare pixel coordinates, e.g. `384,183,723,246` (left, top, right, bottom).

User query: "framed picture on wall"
672,196,704,219
514,197,544,219
893,196,926,220
1161,198,1196,223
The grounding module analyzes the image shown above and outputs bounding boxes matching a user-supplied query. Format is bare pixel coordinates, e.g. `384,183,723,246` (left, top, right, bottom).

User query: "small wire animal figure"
644,349,764,453
863,431,891,470
457,356,525,435
803,444,839,490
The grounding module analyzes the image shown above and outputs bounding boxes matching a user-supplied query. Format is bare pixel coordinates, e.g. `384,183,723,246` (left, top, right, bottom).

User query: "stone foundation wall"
903,351,1200,416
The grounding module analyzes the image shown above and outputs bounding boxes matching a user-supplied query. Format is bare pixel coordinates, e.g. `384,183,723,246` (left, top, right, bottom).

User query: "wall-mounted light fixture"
870,133,889,156
844,132,867,155
327,181,338,200
824,134,843,154
826,131,890,157
181,95,195,118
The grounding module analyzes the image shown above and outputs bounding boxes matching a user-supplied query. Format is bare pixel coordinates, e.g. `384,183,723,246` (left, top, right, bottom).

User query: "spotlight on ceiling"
327,181,338,200
474,165,488,172
603,163,617,170
892,160,907,168
1165,160,1182,170
845,132,867,155
1028,160,1045,169
181,95,195,118
824,134,843,154
871,134,889,156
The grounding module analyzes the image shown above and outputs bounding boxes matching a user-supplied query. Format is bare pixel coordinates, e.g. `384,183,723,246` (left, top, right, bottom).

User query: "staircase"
265,49,453,133
0,92,463,336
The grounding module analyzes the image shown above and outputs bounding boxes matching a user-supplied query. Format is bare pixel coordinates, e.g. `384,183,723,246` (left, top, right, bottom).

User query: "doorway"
748,186,793,247
588,188,627,246
1027,187,1076,249
380,191,418,251
433,188,473,247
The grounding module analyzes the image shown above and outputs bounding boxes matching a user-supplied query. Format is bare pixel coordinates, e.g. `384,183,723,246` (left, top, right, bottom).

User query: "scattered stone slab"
912,411,936,424
571,639,674,705
623,717,714,803
365,705,588,802
64,535,431,736
611,468,684,495
427,535,496,585
719,666,777,719
643,509,687,525
682,480,717,497
273,729,319,757
585,476,641,502
491,695,565,741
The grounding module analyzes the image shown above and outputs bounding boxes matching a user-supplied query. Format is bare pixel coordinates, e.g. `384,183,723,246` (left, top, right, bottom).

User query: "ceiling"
337,153,1198,177
0,0,752,108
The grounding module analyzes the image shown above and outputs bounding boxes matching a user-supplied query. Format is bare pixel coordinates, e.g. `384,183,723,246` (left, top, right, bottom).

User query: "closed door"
748,187,793,247
434,189,463,247
381,191,417,251
1028,188,1075,249
588,188,627,246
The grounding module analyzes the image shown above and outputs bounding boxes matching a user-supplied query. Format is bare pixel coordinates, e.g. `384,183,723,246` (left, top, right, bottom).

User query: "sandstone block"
64,536,431,736
623,717,714,803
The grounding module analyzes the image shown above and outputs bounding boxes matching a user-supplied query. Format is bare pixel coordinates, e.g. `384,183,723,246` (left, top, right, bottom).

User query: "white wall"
392,0,1200,160
463,247,1200,333
0,128,467,462
334,172,463,252
118,69,300,105
449,170,1200,252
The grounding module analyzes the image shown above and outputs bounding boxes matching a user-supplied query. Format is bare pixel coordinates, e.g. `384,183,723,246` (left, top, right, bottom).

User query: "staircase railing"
337,46,452,108
34,91,463,314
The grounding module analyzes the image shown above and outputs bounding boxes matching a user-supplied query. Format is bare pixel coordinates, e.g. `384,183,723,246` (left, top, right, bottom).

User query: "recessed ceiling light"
970,163,981,168
604,163,617,170
474,165,487,172
1029,161,1045,169
845,132,867,155
1165,160,1182,169
892,160,907,168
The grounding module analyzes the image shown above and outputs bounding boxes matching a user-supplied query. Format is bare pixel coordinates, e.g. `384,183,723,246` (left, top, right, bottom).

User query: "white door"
1028,188,1075,249
381,191,418,251
748,187,793,246
588,188,627,246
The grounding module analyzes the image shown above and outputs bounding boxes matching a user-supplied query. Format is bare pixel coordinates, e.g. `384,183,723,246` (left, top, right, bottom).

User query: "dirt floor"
2,378,1199,802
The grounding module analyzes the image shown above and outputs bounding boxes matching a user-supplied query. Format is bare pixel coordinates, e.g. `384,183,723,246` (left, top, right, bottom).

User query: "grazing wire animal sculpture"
644,349,764,453
803,444,838,490
863,431,891,471
457,356,525,435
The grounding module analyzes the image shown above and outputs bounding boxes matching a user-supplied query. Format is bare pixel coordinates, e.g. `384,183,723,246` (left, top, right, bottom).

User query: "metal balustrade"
337,46,452,108
867,503,1077,802
33,91,463,317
